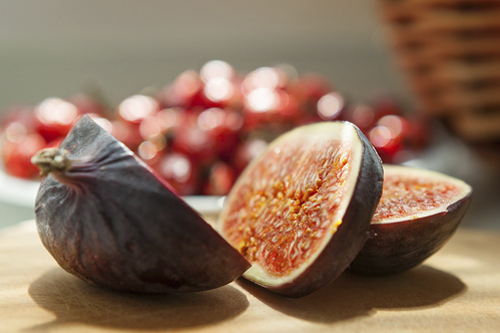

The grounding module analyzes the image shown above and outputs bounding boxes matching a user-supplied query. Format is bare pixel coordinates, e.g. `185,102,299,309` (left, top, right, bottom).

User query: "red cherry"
110,119,142,151
369,115,408,162
275,90,301,125
241,67,300,131
172,126,217,164
0,105,36,131
232,138,268,174
34,98,80,142
3,121,30,144
154,107,188,149
137,139,166,165
166,68,241,110
342,104,377,134
197,108,242,159
200,60,236,83
202,78,239,108
299,73,334,101
139,115,163,141
316,92,345,121
156,107,186,133
200,60,239,108
203,161,236,195
242,67,288,94
369,126,398,162
117,95,159,125
378,115,409,143
2,131,46,179
170,70,208,109
288,73,333,114
242,87,285,131
155,152,199,196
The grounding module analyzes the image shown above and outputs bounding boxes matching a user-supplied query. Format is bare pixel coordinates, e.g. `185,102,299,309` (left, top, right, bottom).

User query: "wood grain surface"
1,219,499,332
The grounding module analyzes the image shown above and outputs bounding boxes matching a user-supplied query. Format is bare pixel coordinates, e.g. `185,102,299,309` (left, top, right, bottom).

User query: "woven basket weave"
378,0,500,165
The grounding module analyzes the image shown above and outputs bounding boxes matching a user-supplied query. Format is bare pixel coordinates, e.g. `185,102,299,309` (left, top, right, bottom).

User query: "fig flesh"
218,121,384,297
350,164,473,275
32,115,250,293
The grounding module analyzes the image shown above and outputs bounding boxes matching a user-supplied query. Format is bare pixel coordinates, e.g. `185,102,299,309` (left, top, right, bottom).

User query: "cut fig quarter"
218,121,384,298
31,115,250,293
350,164,473,275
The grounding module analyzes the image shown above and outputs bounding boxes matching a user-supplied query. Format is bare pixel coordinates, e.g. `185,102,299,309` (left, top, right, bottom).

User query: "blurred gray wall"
0,0,411,111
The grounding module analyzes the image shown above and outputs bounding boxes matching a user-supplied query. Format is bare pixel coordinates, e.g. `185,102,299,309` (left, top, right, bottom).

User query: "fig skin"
32,115,250,293
219,121,384,298
349,165,473,275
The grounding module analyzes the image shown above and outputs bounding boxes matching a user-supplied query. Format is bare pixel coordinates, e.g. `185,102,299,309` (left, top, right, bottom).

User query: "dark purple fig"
218,121,384,298
31,115,250,293
350,164,472,275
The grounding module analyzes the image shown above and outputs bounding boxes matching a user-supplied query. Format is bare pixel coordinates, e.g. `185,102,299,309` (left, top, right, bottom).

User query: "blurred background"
0,0,498,229
0,0,406,107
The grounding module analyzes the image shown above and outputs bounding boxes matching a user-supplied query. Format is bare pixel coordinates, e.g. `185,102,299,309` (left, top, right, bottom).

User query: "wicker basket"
378,0,500,167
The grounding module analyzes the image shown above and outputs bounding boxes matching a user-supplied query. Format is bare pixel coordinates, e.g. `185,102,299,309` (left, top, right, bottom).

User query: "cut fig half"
350,164,473,275
218,121,384,297
32,115,250,293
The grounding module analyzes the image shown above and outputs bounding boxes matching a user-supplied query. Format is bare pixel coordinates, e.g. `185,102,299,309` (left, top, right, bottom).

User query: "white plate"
0,170,40,208
0,169,225,215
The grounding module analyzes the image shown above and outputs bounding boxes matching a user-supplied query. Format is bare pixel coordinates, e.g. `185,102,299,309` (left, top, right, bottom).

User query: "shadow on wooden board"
238,265,467,323
27,268,249,331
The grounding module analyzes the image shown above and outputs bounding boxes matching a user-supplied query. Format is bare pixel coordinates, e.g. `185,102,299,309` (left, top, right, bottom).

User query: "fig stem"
31,148,72,177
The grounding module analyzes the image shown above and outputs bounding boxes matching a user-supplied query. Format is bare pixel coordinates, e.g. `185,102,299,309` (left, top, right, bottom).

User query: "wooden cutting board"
1,219,499,332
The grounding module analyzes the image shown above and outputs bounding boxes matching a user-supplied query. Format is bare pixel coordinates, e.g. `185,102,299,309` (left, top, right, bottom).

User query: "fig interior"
220,122,364,284
372,165,473,224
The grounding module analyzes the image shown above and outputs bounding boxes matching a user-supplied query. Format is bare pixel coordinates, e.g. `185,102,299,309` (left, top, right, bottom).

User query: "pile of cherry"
0,60,429,196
